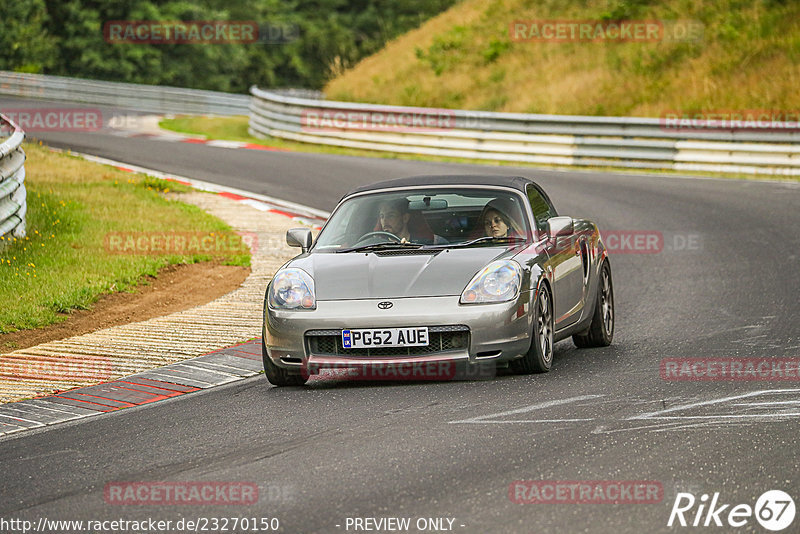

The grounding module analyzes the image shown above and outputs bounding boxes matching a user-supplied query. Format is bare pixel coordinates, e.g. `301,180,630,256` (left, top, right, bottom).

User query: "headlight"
268,268,316,310
460,260,522,304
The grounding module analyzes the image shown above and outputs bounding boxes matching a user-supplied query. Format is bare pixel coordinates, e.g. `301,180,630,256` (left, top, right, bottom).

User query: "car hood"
289,248,513,300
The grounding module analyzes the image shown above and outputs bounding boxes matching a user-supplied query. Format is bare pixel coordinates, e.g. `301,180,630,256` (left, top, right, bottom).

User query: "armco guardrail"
0,71,249,116
249,87,799,176
0,113,26,240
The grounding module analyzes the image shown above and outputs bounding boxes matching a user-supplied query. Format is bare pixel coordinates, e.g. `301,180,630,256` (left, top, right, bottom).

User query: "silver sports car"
262,175,614,386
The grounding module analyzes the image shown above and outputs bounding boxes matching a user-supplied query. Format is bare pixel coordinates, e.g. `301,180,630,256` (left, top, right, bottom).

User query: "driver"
375,198,446,245
378,198,413,242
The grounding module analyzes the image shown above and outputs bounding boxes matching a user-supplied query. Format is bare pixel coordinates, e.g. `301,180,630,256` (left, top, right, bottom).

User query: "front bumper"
264,294,532,373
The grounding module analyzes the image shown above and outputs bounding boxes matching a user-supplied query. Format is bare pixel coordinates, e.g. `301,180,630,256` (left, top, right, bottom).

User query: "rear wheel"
262,338,308,387
511,284,554,374
572,261,614,348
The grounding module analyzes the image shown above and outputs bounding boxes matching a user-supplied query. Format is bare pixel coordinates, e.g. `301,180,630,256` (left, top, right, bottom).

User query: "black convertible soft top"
345,174,540,198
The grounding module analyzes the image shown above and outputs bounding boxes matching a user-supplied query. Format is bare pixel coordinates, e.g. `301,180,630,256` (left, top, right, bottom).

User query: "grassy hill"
324,0,800,117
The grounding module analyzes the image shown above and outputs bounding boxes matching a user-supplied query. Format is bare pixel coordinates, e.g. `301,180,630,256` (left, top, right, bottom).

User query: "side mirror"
547,216,574,239
286,228,313,253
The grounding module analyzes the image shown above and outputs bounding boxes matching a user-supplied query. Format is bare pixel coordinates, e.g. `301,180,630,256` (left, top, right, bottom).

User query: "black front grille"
373,249,439,257
305,326,469,357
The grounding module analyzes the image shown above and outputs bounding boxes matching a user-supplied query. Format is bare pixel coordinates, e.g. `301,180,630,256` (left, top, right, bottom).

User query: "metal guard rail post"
0,113,26,240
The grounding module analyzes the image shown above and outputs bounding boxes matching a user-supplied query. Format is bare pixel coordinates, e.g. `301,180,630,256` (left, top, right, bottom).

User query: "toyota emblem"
377,301,393,310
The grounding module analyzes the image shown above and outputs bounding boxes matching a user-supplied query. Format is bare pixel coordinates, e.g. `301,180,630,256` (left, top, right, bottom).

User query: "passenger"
479,199,524,238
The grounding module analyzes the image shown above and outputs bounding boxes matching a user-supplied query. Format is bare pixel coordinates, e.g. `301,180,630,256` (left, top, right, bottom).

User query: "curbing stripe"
186,360,259,377
0,339,264,439
111,382,186,398
24,399,105,417
55,392,137,409
146,365,237,385
67,384,172,405
176,362,245,379
104,131,288,153
120,377,199,393
192,353,263,373
0,406,72,425
0,421,27,433
134,372,217,389
44,396,115,412
0,413,45,428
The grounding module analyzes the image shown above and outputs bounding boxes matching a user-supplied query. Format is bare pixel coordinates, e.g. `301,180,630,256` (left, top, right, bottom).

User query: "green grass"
162,116,256,143
0,143,250,334
324,0,800,117
159,115,799,183
162,115,355,154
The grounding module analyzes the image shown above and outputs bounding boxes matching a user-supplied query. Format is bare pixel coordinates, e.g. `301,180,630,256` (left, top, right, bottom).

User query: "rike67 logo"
668,490,795,531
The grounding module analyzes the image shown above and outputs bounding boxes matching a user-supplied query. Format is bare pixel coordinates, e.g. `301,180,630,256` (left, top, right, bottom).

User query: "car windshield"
313,188,531,252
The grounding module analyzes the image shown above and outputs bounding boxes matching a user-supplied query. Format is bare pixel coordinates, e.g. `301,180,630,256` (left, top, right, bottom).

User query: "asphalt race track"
1,96,799,533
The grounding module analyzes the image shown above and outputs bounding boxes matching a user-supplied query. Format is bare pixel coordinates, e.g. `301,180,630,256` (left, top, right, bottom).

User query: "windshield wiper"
426,235,526,249
336,241,425,253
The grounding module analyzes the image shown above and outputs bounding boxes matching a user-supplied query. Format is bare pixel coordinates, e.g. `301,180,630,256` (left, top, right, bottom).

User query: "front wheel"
511,284,554,374
262,338,308,386
572,261,614,348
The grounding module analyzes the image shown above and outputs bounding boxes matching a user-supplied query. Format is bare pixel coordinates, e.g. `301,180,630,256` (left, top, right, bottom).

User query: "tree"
0,0,57,73
7,0,459,91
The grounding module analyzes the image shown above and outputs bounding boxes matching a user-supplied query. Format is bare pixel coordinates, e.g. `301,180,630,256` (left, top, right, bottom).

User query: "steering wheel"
354,231,402,246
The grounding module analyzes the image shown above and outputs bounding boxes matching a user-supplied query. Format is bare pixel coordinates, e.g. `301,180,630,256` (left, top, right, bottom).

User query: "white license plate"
342,327,429,349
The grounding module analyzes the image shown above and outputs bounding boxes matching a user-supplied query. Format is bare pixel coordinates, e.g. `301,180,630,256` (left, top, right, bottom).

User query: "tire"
572,261,614,348
262,337,308,387
511,284,554,374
